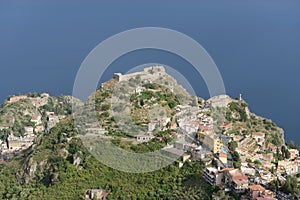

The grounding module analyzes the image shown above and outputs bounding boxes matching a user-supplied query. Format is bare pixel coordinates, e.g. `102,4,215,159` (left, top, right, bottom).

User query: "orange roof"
252,132,265,137
219,153,227,158
229,169,248,181
221,122,232,128
198,125,212,131
219,168,234,173
31,115,41,120
232,175,248,181
248,185,265,192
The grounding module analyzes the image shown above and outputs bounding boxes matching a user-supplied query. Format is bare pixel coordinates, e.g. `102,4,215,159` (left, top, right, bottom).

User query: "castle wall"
114,66,166,82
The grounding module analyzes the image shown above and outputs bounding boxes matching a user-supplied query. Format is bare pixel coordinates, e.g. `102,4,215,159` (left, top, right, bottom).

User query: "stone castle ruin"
113,65,166,83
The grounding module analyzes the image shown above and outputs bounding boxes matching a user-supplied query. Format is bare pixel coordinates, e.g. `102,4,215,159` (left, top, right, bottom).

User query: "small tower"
239,93,242,101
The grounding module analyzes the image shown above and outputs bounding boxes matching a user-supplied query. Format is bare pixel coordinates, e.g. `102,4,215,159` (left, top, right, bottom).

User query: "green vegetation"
131,88,180,110
0,118,215,199
274,145,291,161
281,176,300,198
110,138,164,153
270,134,282,146
287,140,299,150
229,141,242,169
0,129,10,141
269,176,300,199
41,96,73,115
228,140,238,151
0,94,76,139
281,145,291,159
212,190,233,200
0,99,35,137
231,150,242,169
109,130,178,153
0,71,290,199
129,85,180,125
227,102,248,122
224,100,284,146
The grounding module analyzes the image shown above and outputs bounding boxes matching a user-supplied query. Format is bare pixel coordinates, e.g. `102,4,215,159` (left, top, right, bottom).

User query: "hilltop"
0,93,82,160
78,66,285,149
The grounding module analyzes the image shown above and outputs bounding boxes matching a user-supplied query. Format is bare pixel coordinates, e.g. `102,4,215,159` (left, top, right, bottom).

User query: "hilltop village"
167,98,300,200
0,66,299,199
127,97,299,199
0,93,74,161
84,66,300,199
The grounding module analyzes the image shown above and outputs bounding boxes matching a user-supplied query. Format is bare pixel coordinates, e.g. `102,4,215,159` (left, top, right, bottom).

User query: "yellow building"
198,132,223,153
289,149,299,160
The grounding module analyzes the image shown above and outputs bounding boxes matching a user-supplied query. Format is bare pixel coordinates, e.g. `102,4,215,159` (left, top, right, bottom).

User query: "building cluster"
130,92,300,199
8,93,49,106
0,94,66,160
196,100,300,199
205,167,248,193
46,114,66,131
2,72,300,199
204,167,278,199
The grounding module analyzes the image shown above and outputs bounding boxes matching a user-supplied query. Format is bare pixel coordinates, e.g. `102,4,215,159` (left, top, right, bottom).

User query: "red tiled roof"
221,122,232,128
219,153,227,158
198,125,212,131
229,169,248,181
248,184,265,192
232,175,248,181
219,168,234,173
252,132,265,137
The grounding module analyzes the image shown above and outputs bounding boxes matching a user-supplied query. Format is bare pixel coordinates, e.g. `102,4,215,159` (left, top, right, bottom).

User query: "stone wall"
113,66,166,82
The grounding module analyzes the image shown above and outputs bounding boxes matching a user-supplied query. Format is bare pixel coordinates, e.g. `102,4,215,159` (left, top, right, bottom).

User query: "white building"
252,132,265,146
135,134,154,143
204,167,223,186
24,126,34,135
31,115,42,125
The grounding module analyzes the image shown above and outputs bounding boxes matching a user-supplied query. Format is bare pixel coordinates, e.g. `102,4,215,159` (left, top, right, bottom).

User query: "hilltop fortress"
111,65,196,108
113,66,166,82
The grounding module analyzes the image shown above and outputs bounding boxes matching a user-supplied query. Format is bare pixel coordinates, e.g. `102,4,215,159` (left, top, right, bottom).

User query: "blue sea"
0,1,300,145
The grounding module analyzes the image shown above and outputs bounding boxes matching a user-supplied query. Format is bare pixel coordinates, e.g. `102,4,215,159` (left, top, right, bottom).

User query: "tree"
271,134,281,146
281,176,300,198
228,141,238,151
0,129,10,141
212,190,230,200
100,104,110,111
288,140,298,149
281,145,290,159
281,146,286,156
270,166,275,174
285,150,291,159
140,99,144,107
232,151,241,168
253,160,261,166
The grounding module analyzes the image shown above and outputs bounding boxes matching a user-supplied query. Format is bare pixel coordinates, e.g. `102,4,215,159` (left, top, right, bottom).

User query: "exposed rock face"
245,106,251,119
73,153,82,167
17,157,48,183
206,95,232,108
212,96,286,146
